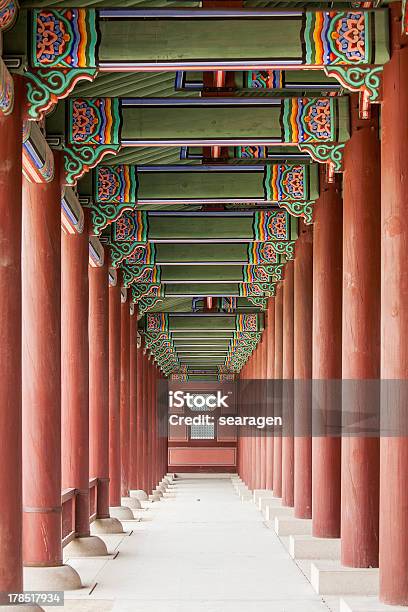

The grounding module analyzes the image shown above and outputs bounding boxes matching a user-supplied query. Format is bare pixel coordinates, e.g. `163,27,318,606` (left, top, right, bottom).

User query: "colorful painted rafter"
22,121,54,184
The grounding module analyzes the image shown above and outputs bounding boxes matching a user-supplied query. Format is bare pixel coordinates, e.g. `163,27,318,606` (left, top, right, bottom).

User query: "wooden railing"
61,478,100,548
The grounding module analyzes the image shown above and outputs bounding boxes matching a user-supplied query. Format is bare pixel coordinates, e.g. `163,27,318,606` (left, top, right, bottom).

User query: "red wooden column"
134,336,146,493
22,153,81,587
341,97,380,568
312,170,342,538
62,216,107,556
0,77,24,598
379,15,408,605
128,305,138,492
273,284,283,498
141,351,149,494
120,293,130,502
265,298,275,491
282,261,294,507
254,344,262,489
293,223,313,519
89,254,123,534
147,357,154,493
108,275,133,520
259,337,267,490
250,353,256,490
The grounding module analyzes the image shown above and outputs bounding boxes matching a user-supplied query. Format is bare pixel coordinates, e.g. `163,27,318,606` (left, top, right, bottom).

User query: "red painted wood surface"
108,282,121,507
0,76,23,589
62,225,90,537
169,447,236,467
22,154,63,566
265,298,275,490
341,96,380,568
89,261,110,518
282,261,294,507
379,36,408,605
273,284,283,498
293,223,313,519
120,299,130,497
128,309,138,491
312,171,342,538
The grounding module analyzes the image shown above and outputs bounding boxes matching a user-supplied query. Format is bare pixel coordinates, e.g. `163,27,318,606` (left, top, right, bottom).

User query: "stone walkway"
57,476,336,612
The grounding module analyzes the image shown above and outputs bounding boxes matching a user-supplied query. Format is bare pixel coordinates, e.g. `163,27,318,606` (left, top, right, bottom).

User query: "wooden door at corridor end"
167,381,237,473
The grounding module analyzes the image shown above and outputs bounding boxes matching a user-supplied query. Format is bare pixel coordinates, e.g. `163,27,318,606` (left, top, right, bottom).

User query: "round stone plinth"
156,484,167,493
91,517,124,534
129,489,148,501
121,496,142,509
109,505,134,520
23,564,82,591
150,493,162,502
154,490,164,497
64,535,108,558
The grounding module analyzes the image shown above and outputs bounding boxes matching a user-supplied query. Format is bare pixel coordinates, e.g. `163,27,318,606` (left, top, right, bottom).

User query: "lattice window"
190,423,215,440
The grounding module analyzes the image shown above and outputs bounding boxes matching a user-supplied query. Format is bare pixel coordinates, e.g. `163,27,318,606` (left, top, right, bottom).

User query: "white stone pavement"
49,476,337,612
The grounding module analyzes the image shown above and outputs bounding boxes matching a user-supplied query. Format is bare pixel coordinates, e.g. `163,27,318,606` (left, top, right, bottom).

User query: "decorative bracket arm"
324,65,383,119
298,143,345,183
279,200,315,225
25,68,98,122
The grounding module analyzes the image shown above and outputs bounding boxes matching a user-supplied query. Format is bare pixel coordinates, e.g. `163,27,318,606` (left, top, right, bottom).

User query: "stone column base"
109,505,134,520
23,564,82,591
129,489,148,501
340,597,408,612
121,496,142,509
90,517,123,534
310,562,379,596
64,535,108,558
288,535,340,560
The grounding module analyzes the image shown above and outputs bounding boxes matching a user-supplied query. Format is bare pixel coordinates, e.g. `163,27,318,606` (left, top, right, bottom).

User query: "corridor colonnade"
237,16,408,608
0,1,408,611
0,77,167,597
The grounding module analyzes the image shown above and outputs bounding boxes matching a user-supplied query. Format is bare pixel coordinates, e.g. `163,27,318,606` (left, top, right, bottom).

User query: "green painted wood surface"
99,17,302,62
165,282,240,295
161,265,246,281
156,243,250,262
149,216,253,239
138,171,263,199
121,106,281,140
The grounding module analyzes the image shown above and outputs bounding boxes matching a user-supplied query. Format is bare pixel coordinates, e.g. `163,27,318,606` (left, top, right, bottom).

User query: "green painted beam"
136,170,263,199
160,265,248,282
156,243,252,263
165,282,240,295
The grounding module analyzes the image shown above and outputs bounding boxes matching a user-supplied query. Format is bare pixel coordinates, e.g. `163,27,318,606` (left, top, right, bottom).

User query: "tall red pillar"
109,277,133,520
254,346,262,490
282,261,294,507
89,256,123,534
379,16,408,605
265,298,275,491
0,77,24,598
62,218,107,556
312,171,342,538
120,294,130,500
133,337,146,493
259,337,267,490
22,153,81,587
341,97,380,568
141,351,149,494
273,284,283,498
128,305,138,491
293,223,313,519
